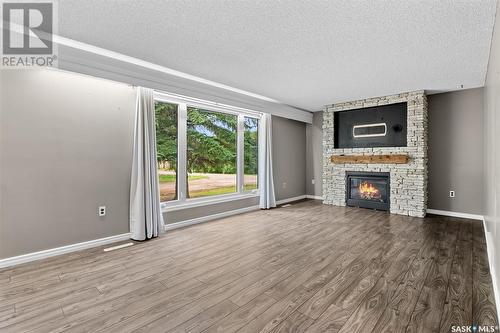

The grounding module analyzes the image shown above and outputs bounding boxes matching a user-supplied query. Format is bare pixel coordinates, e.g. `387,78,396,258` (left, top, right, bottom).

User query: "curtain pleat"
130,87,164,240
259,114,276,209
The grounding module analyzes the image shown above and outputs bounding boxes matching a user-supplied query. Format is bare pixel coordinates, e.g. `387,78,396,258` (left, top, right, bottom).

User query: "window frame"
154,91,261,212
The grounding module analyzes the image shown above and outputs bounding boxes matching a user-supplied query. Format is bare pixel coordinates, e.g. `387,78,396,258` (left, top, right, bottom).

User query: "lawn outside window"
154,92,261,213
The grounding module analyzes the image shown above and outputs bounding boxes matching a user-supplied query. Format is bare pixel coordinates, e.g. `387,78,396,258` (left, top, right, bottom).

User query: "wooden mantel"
331,154,409,164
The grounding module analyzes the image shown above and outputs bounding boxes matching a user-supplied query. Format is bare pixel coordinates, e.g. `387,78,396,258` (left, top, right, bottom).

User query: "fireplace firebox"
346,172,390,211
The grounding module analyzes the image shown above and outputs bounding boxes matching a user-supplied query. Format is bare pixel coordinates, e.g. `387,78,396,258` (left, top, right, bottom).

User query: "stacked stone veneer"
322,91,428,217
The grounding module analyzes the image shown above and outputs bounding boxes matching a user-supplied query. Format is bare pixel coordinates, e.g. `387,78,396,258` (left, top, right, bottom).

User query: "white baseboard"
164,205,260,231
482,218,500,324
0,233,131,269
306,195,323,200
426,209,483,221
428,210,499,322
276,195,307,205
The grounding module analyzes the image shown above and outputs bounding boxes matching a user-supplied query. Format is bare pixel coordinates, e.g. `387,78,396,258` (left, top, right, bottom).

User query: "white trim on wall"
276,195,325,205
166,195,314,230
164,205,260,231
426,209,483,220
276,195,307,205
427,210,500,322
306,195,324,200
483,218,500,324
165,194,318,230
0,233,131,269
162,193,259,212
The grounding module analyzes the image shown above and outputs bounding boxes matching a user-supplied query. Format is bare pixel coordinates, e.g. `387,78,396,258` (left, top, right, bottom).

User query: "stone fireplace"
322,91,428,217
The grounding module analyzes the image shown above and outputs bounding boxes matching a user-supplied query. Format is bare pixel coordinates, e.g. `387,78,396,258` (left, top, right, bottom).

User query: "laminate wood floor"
0,200,497,332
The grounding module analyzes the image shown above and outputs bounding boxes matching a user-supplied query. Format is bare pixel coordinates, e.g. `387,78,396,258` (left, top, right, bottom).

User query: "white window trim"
154,91,262,213
161,192,259,212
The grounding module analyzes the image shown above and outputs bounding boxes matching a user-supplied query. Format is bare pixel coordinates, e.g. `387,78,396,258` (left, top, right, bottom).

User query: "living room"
1,1,500,332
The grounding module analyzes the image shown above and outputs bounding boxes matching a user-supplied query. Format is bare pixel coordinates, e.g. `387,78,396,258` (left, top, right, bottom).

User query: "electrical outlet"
98,206,106,217
449,191,455,198
282,182,287,189
311,179,315,185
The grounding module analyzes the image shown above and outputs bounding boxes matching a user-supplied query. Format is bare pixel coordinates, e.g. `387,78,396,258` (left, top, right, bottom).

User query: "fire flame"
358,181,381,200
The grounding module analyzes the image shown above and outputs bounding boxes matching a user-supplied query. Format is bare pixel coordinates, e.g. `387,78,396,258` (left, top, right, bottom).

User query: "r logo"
2,2,53,54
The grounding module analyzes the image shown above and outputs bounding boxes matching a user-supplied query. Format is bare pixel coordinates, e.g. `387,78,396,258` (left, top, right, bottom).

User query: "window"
154,92,261,208
244,117,259,191
187,107,237,198
155,102,178,202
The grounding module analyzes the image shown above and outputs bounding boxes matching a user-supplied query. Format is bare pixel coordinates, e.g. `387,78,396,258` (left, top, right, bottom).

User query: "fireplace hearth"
346,172,390,211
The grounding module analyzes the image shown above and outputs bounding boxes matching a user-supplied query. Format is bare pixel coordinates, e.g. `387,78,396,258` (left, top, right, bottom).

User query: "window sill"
161,192,260,212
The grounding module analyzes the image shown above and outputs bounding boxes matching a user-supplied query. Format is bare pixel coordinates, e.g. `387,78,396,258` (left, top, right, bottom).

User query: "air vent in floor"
104,242,134,252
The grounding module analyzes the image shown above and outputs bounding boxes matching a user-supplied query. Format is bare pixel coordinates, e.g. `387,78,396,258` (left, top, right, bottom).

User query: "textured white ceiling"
58,0,497,111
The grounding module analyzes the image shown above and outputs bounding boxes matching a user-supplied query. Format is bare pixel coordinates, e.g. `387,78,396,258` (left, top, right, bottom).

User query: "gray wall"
483,0,500,302
272,116,307,201
306,112,323,197
1,69,308,258
427,89,484,214
0,69,136,259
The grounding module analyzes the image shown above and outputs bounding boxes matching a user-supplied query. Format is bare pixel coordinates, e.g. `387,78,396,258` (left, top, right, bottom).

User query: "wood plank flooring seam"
335,236,425,333
0,202,496,333
436,222,465,332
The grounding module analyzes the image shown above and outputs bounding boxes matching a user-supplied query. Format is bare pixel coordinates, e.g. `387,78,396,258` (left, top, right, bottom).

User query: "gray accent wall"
272,116,307,201
1,69,136,259
0,70,308,258
483,0,500,305
306,112,323,197
427,89,484,214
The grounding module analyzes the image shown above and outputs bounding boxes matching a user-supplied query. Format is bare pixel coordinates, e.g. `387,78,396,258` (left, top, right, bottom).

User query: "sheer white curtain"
130,87,164,240
259,113,276,209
